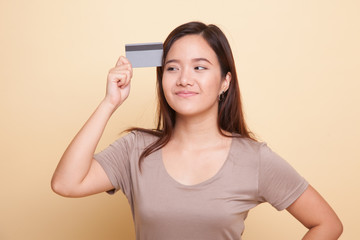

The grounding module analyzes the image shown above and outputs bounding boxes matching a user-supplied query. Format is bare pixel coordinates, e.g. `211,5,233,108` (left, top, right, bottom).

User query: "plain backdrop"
1,0,359,239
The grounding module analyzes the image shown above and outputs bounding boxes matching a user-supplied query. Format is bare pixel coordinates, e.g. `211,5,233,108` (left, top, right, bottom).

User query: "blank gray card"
125,42,163,68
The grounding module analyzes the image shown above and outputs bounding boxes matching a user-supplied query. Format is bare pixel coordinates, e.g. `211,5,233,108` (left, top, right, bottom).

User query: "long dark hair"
129,21,256,170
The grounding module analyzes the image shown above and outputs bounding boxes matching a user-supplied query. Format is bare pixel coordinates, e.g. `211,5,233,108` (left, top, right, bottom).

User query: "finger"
115,73,126,86
122,58,133,76
123,70,131,88
116,69,132,87
115,56,131,67
108,71,125,86
110,68,131,79
117,70,131,88
115,56,125,67
112,63,132,74
125,61,133,78
117,75,125,87
129,63,133,78
114,66,132,81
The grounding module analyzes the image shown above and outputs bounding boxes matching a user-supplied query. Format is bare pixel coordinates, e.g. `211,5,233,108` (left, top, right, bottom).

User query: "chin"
169,101,219,119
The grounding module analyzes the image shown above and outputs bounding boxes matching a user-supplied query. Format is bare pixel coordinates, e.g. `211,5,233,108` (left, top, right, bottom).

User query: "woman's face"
162,34,230,119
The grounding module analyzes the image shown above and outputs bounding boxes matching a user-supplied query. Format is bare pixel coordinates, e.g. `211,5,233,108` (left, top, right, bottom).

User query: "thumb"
115,56,130,67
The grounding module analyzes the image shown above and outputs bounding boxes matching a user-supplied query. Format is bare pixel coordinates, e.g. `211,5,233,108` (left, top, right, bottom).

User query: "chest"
161,143,231,186
132,152,260,238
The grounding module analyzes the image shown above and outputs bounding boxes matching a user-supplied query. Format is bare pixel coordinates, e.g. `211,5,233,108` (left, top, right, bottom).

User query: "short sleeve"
257,143,308,210
93,132,136,197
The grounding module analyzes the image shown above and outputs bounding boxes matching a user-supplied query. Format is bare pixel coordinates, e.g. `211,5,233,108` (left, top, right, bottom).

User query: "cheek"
202,77,222,96
161,77,172,102
162,72,178,91
161,77,170,94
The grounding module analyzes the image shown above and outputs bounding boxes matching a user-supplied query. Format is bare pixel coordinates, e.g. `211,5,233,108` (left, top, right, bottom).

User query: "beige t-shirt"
94,131,308,240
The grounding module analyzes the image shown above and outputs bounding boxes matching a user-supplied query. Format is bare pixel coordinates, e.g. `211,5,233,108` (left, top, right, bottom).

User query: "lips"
175,90,198,97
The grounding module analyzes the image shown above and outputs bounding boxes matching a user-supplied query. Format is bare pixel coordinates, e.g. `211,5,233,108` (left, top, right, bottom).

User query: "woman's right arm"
51,56,133,197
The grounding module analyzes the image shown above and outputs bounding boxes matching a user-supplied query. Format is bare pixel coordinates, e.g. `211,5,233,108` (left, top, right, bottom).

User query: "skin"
162,35,230,119
161,35,232,186
51,56,131,197
51,35,342,239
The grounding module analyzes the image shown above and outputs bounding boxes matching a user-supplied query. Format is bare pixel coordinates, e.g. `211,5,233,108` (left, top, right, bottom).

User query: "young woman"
51,22,343,239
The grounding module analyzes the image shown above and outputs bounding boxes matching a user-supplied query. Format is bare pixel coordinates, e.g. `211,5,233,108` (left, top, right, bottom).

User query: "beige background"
1,0,359,239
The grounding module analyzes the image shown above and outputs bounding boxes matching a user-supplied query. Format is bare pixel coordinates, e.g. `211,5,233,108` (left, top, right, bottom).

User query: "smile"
175,90,198,97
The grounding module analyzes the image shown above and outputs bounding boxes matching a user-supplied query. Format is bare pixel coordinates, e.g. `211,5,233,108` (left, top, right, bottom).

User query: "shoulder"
118,130,160,148
231,135,267,155
98,130,160,159
229,136,263,167
231,136,299,177
230,135,280,167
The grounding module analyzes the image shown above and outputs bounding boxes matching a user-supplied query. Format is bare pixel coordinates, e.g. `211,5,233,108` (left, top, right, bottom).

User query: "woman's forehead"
166,35,217,62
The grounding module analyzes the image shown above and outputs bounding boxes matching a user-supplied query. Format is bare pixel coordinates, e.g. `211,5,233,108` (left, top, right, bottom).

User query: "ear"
221,72,232,92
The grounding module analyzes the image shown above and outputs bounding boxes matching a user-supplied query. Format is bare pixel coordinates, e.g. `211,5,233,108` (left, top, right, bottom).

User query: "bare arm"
287,185,343,240
51,56,133,197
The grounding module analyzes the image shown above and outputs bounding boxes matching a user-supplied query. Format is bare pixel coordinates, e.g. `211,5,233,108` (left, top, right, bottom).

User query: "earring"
218,91,225,101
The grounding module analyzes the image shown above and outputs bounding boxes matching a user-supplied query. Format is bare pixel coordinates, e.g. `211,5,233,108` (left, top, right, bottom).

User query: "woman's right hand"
51,56,133,197
104,56,133,109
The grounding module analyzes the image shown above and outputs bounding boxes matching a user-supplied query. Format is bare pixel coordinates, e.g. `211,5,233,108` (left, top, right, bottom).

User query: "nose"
177,67,193,86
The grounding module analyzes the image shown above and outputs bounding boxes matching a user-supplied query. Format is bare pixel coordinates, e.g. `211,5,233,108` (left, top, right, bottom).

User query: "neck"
171,113,227,149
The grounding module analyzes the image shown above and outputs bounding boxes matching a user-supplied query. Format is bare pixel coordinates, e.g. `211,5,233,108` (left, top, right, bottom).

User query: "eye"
194,66,206,70
166,66,178,71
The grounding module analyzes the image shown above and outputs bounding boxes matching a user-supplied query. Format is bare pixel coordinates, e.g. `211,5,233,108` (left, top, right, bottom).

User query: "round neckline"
159,137,234,188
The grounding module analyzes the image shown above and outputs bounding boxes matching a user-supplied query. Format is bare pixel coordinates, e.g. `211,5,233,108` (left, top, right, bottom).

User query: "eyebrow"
193,58,213,65
164,58,213,65
164,59,179,65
